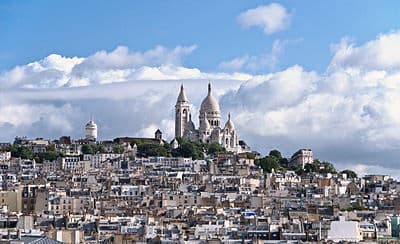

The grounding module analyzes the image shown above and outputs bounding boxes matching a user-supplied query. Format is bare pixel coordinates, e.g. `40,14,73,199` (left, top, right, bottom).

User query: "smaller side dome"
224,113,235,131
199,112,210,131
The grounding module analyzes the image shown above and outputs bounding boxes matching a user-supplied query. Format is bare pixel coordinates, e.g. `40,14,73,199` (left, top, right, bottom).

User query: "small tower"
175,84,191,138
155,129,162,141
85,116,98,141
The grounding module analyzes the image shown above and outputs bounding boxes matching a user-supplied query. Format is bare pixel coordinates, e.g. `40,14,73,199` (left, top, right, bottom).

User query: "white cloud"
238,3,291,34
0,103,78,137
218,39,286,72
329,31,400,71
135,119,175,140
0,45,253,89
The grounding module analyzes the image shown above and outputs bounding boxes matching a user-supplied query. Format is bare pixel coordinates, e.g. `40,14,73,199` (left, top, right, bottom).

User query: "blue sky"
3,1,400,176
1,1,399,73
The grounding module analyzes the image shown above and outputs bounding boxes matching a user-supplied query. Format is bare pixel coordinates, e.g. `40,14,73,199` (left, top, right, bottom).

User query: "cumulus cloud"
329,31,400,71
238,3,291,34
218,39,286,72
0,45,252,89
0,45,202,88
220,31,400,174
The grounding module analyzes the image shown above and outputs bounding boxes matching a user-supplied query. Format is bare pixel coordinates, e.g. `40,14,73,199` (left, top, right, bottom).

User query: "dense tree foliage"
134,139,224,160
36,151,61,164
340,169,357,179
206,142,226,156
9,145,33,159
81,144,106,155
255,149,287,173
171,140,204,160
8,144,63,163
137,143,169,157
113,145,125,154
301,159,337,174
269,149,282,159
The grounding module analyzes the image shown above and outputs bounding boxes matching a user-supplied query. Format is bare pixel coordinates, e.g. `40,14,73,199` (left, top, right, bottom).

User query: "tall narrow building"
85,117,98,141
175,84,191,138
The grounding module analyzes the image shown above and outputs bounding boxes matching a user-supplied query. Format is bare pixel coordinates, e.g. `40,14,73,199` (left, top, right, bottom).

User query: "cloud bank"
2,32,400,177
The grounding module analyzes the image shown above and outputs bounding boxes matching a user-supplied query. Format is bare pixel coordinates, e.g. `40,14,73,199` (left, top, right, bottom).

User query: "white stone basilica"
175,83,242,152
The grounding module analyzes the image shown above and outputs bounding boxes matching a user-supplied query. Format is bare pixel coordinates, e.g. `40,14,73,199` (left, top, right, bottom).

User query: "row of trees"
255,149,357,178
136,138,226,159
8,145,63,164
7,141,358,179
81,144,125,155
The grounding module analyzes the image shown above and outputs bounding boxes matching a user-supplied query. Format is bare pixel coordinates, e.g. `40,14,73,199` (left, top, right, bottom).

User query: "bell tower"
175,84,190,138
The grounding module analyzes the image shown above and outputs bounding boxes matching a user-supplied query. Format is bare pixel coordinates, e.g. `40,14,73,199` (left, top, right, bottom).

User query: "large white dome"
200,83,220,113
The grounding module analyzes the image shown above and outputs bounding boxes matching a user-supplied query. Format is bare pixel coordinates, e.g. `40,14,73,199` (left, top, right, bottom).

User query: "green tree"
36,151,62,164
269,149,282,159
207,142,226,156
113,145,125,154
81,144,94,155
172,141,204,159
137,144,168,157
320,161,337,174
340,169,357,179
10,145,33,159
255,156,281,173
96,144,106,153
278,157,288,167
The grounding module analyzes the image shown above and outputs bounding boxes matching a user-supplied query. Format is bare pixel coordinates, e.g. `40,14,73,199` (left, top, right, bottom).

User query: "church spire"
208,81,211,95
177,83,188,102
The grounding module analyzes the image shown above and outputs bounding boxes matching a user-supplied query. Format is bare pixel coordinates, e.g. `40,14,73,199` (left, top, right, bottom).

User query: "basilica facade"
175,83,242,152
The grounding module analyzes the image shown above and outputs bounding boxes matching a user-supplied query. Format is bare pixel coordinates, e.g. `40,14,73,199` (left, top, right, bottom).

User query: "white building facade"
175,83,242,152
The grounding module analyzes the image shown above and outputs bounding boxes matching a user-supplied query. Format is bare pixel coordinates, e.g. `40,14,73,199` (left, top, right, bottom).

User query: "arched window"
226,138,229,145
